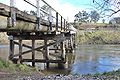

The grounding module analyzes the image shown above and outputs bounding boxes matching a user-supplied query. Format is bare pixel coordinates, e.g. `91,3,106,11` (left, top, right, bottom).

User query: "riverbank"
0,32,44,45
0,58,120,80
1,68,120,80
77,30,120,44
0,58,44,80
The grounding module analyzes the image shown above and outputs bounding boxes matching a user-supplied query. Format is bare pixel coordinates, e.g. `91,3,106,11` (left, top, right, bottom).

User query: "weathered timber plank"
49,53,62,59
0,3,63,32
0,16,7,28
0,15,48,31
0,3,10,11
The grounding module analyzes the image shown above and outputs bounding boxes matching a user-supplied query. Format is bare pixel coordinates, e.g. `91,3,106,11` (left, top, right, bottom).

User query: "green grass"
76,30,120,44
0,58,37,73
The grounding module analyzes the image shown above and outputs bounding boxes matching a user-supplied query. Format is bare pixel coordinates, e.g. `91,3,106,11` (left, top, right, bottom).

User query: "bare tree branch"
109,9,120,17
93,0,120,18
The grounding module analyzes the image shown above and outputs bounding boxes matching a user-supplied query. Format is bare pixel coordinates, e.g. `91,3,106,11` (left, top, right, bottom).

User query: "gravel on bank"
1,69,120,80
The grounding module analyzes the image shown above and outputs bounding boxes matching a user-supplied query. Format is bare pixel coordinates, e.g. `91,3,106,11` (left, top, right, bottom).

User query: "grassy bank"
0,58,45,80
0,58,37,73
76,30,120,44
0,58,120,79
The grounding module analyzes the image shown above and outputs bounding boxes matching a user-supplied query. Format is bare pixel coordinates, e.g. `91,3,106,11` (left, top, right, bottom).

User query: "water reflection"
1,45,120,75
71,45,120,75
0,45,9,60
0,45,45,69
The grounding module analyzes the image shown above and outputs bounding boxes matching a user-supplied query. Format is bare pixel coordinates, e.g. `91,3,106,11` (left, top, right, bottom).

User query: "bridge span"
0,0,76,68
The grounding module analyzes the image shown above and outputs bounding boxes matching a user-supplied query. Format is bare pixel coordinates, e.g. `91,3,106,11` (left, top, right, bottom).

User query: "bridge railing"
10,0,68,32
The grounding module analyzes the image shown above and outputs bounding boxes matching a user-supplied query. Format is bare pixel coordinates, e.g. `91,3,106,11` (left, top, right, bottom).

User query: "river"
71,45,120,75
0,45,120,75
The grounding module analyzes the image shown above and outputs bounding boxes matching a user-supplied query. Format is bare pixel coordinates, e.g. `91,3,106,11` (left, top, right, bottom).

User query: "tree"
90,10,100,23
74,10,89,23
109,17,120,24
102,19,105,23
93,0,120,17
74,10,100,23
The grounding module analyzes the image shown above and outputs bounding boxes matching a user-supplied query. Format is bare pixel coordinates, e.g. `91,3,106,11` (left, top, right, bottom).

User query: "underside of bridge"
0,0,76,68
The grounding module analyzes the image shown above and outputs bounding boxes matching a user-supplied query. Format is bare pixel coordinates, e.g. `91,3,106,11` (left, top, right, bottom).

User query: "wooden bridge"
0,0,76,68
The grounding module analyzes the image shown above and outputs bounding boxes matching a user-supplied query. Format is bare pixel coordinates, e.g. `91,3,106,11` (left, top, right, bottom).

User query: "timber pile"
0,3,59,32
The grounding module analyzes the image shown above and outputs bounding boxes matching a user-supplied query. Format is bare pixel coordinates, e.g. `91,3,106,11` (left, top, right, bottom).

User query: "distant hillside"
74,23,119,30
76,30,120,44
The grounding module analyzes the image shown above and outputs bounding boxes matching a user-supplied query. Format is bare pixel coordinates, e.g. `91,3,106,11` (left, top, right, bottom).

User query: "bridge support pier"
0,0,77,70
58,41,66,69
7,32,75,69
9,39,14,60
65,34,76,53
19,39,22,64
32,40,35,67
44,39,50,69
61,41,65,61
70,35,74,53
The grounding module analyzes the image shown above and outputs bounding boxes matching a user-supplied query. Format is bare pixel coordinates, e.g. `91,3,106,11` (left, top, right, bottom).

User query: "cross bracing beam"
13,41,44,53
12,37,66,58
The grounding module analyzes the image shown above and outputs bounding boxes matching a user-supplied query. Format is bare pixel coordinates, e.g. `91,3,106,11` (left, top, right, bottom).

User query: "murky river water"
1,45,120,75
71,45,120,74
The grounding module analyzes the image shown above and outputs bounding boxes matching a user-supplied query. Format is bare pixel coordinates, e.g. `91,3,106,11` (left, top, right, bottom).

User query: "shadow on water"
40,52,76,75
0,44,75,75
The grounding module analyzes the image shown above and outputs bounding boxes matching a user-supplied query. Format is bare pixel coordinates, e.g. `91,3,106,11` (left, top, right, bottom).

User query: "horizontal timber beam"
12,58,66,63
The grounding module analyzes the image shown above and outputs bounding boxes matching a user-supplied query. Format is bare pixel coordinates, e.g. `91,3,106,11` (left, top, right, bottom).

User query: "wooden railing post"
10,0,16,27
64,19,66,31
61,41,65,61
48,8,53,31
65,21,69,31
61,16,62,31
56,12,58,31
36,0,40,31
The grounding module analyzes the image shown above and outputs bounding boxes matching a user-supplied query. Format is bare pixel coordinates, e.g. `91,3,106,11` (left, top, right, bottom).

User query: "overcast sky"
1,0,116,22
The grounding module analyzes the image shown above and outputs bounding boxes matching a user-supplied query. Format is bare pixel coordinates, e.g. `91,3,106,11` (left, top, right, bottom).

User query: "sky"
0,0,113,22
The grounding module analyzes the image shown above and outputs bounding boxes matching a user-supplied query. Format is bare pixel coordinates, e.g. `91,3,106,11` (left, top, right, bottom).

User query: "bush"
0,60,4,68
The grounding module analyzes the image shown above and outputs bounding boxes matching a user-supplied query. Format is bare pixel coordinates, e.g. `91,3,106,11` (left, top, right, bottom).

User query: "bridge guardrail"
9,0,68,32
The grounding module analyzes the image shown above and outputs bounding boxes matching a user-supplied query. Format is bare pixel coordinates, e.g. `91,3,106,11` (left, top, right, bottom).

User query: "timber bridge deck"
0,0,76,68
